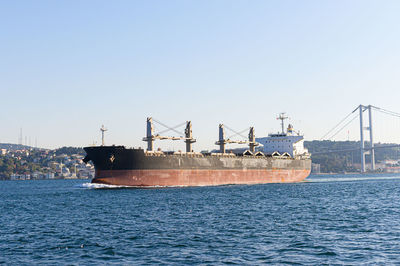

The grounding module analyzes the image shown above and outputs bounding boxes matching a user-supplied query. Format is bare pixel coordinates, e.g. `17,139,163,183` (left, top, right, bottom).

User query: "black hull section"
84,146,311,171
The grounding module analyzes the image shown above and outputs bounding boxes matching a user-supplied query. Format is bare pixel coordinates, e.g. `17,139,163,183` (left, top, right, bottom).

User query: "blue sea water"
1,174,400,264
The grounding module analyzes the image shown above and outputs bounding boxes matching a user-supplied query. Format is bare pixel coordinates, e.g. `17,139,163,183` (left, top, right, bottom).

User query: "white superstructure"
256,122,309,158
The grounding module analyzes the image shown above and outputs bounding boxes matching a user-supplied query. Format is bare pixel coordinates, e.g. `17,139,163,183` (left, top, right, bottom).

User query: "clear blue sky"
1,0,400,150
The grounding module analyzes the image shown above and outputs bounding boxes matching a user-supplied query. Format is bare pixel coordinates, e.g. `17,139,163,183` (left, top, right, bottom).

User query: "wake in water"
80,182,184,189
307,175,400,183
81,182,133,189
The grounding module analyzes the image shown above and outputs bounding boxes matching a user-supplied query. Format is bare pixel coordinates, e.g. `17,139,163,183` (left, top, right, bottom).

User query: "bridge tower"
358,105,375,172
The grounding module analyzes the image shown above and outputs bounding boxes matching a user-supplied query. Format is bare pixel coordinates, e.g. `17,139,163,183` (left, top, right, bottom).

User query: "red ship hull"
92,168,311,187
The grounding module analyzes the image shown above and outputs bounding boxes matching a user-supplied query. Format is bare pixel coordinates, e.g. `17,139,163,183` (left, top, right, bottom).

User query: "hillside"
0,146,88,180
0,143,32,151
305,140,400,173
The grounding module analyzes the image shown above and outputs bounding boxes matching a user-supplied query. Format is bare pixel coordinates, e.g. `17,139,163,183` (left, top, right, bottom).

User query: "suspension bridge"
317,104,400,173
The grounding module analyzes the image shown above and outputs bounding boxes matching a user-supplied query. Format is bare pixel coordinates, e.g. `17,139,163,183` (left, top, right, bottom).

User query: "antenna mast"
100,125,108,146
277,113,288,134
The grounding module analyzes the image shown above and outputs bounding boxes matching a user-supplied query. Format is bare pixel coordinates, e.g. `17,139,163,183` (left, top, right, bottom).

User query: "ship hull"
84,146,311,187
92,168,310,187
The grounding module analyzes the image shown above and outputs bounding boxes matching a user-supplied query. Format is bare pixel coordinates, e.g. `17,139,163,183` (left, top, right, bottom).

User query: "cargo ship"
83,114,311,187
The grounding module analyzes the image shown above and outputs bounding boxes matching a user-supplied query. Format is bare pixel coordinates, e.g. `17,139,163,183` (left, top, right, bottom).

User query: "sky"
1,0,400,151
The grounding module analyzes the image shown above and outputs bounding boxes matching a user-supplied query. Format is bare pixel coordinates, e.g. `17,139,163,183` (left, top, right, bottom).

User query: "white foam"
307,175,400,183
80,182,183,189
81,182,131,189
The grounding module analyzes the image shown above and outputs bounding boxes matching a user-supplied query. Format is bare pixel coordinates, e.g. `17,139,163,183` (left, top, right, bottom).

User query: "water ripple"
1,175,400,264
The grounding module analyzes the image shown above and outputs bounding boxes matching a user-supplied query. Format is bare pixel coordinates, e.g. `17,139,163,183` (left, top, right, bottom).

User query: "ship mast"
185,121,196,152
216,124,227,153
100,125,107,146
248,127,256,153
277,113,288,134
145,117,155,151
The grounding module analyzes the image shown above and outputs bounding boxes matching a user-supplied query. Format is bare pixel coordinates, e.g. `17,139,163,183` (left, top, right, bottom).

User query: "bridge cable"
372,107,400,118
327,113,359,140
320,111,356,140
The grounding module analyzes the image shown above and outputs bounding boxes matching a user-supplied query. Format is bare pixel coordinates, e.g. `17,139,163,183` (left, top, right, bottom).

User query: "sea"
1,174,400,264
